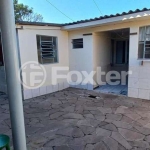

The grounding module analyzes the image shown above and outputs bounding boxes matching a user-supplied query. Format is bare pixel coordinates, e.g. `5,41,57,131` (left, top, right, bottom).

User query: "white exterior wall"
17,26,69,99
128,26,150,100
93,32,111,87
68,30,94,90
16,17,150,100
68,19,150,100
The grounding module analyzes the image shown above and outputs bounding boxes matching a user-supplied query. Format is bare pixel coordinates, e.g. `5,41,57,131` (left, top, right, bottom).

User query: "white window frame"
138,26,150,59
37,35,59,64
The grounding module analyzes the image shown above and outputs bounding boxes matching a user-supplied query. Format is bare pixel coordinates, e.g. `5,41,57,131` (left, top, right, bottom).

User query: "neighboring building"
0,8,150,100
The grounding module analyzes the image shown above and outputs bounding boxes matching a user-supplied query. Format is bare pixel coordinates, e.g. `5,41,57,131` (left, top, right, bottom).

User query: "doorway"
95,28,130,95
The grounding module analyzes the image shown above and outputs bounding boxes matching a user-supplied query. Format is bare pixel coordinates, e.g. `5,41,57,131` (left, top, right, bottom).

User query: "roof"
16,21,62,27
63,8,150,26
16,8,150,27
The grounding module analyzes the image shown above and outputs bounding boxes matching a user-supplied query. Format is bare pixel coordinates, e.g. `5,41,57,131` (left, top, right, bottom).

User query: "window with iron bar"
36,35,58,64
72,38,83,49
138,26,150,59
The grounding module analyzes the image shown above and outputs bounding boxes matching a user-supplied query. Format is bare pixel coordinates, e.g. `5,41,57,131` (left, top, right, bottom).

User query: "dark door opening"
115,40,129,65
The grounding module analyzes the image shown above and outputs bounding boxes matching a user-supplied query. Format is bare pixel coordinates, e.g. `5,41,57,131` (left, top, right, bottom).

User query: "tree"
14,0,43,22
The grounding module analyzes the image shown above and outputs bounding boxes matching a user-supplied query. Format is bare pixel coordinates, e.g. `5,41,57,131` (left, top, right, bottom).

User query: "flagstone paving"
1,88,150,149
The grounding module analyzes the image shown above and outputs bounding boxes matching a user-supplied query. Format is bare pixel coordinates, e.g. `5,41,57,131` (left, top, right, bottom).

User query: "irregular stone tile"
62,113,84,119
77,119,100,127
104,101,119,108
94,141,108,150
27,136,48,148
85,144,94,150
94,115,105,121
69,145,84,150
96,128,111,137
62,119,79,125
84,114,95,119
103,137,118,150
125,113,141,121
117,100,133,108
48,98,62,105
136,118,150,126
56,127,75,137
99,121,108,127
145,135,150,142
90,110,103,115
25,112,50,119
84,106,96,111
41,147,53,150
121,116,134,124
83,110,90,114
144,123,150,129
106,114,122,121
25,127,41,136
118,128,145,141
118,143,126,150
54,146,72,150
44,136,72,147
134,125,150,135
137,112,150,118
101,123,117,131
79,126,95,135
50,112,66,119
68,134,98,146
72,127,84,138
115,106,132,114
36,122,70,135
98,107,112,114
75,105,84,114
3,88,150,150
129,141,149,148
113,121,133,129
111,132,132,149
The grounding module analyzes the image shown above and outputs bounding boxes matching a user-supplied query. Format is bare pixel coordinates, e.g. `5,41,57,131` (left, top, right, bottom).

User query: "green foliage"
14,0,43,22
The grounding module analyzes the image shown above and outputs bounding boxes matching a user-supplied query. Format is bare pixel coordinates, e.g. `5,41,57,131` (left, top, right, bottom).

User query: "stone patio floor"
1,88,150,150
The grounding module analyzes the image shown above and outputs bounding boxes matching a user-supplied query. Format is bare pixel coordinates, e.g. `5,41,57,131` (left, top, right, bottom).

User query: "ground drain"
88,95,100,99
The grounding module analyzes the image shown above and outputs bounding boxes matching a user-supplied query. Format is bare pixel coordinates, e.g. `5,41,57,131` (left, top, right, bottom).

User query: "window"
72,38,83,49
138,26,150,59
36,35,58,64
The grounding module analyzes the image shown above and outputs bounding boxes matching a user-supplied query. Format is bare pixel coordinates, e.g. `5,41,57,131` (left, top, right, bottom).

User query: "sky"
18,0,150,24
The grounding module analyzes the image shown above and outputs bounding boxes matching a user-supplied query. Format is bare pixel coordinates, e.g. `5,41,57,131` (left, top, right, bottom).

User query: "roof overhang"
62,10,150,30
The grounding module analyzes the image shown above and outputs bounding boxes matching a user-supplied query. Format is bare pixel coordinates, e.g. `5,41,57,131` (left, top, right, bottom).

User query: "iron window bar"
39,36,57,64
72,38,83,49
142,26,150,59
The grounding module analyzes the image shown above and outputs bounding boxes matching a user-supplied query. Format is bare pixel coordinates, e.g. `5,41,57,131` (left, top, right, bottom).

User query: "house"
0,8,150,100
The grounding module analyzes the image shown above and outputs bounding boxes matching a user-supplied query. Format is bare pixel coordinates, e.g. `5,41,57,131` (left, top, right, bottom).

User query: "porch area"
1,88,150,150
93,28,130,96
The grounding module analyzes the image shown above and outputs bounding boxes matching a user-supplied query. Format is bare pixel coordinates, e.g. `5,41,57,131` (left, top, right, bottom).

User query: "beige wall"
93,32,111,87
17,26,69,99
17,18,150,100
68,19,150,100
68,30,94,90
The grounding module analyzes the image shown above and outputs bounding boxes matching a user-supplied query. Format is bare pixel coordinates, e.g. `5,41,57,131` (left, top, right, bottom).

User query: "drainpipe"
0,0,27,150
